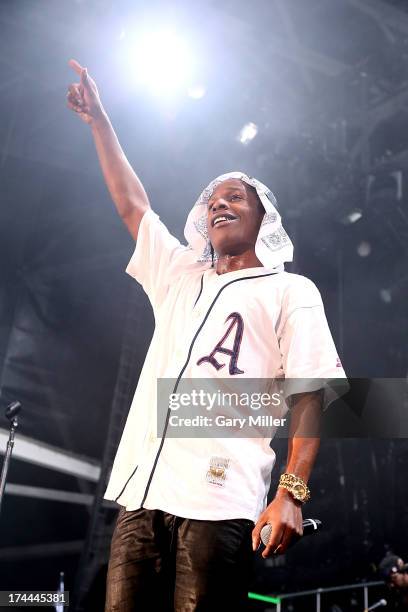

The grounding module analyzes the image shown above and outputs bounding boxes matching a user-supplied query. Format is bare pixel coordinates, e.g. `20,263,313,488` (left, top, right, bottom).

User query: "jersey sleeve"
125,209,197,310
278,277,349,409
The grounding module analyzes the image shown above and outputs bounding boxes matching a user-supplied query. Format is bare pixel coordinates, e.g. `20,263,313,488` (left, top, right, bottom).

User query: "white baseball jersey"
104,209,348,522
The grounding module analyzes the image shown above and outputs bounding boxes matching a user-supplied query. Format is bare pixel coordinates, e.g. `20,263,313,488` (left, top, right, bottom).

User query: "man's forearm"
284,390,323,483
282,438,320,486
252,390,323,556
91,113,150,237
67,61,150,238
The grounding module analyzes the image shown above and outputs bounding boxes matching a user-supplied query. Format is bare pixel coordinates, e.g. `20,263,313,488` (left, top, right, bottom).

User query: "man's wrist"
278,473,311,503
90,108,110,130
274,486,302,505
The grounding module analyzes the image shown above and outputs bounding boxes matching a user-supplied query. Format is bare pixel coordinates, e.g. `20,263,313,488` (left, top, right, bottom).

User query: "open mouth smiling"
212,213,238,227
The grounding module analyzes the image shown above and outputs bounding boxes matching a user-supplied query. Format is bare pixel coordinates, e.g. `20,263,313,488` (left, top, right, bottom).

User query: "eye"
231,194,242,200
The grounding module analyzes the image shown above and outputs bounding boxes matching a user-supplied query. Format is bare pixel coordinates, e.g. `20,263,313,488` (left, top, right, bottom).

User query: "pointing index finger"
69,59,84,76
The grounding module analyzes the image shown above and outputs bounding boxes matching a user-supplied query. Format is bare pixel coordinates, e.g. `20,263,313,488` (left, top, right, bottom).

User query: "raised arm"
67,59,150,241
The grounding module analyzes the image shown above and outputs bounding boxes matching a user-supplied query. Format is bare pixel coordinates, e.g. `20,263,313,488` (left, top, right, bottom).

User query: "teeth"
214,216,229,225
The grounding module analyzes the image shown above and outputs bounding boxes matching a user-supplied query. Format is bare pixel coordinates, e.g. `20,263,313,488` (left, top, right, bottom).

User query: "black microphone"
260,518,322,547
5,401,21,420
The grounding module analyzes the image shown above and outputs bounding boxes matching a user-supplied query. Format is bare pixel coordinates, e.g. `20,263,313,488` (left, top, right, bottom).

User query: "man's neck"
215,250,263,275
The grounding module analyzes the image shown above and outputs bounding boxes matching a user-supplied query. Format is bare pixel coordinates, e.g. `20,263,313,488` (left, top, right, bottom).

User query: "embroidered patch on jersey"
206,456,230,487
197,312,244,375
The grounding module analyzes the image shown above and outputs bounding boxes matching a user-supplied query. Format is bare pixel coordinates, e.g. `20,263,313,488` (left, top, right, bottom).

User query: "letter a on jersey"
197,312,244,375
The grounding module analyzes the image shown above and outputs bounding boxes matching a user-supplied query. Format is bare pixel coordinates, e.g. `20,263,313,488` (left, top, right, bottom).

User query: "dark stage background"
0,1,407,610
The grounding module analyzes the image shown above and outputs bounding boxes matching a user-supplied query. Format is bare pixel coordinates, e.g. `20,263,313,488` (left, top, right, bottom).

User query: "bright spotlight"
187,85,206,99
238,122,258,145
129,29,195,96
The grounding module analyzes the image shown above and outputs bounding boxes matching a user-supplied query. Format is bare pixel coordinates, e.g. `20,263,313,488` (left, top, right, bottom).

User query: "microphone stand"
0,401,22,519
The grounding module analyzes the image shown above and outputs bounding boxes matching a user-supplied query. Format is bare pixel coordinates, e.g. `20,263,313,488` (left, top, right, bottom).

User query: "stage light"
379,288,392,304
340,208,363,225
356,241,371,257
248,593,281,604
379,275,408,303
238,122,258,145
187,85,206,99
128,29,195,97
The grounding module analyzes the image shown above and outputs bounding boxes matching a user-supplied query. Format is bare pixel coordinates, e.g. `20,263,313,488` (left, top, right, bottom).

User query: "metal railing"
249,580,385,611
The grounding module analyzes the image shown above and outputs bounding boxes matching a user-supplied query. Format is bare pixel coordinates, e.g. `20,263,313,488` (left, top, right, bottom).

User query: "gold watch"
279,473,310,503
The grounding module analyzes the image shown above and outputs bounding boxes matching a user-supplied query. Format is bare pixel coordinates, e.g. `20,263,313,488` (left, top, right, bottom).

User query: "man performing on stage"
67,60,348,612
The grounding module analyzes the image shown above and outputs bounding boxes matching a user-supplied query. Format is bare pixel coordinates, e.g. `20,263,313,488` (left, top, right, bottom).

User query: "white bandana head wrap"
184,171,294,271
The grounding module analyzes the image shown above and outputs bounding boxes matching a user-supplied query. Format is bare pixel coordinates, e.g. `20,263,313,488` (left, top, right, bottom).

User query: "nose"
210,198,228,212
